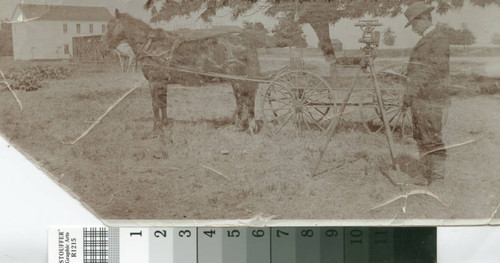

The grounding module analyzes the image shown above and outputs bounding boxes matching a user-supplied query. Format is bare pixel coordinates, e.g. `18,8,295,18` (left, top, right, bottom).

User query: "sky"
1,0,500,49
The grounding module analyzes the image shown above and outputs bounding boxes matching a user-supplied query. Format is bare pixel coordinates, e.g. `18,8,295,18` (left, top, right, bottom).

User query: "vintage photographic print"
0,0,499,222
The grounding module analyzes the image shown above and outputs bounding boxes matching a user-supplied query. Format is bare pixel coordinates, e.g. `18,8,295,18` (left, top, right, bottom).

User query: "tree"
436,22,475,49
271,12,307,49
492,33,500,45
383,27,396,47
0,19,13,56
456,23,475,49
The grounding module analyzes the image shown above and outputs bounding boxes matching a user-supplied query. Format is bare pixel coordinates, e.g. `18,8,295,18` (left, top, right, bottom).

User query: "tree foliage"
491,33,500,45
457,23,476,48
143,0,497,74
271,12,307,48
0,19,13,56
143,0,494,25
241,21,274,48
383,27,396,46
436,22,476,49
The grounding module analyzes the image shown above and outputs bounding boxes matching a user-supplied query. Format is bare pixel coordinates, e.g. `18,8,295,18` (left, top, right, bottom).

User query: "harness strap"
135,38,152,61
220,36,245,68
167,38,183,63
136,35,183,66
138,34,246,70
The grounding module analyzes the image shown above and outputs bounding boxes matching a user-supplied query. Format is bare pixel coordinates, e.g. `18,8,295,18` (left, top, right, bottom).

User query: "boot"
418,155,434,186
380,165,429,186
429,154,446,180
419,154,446,185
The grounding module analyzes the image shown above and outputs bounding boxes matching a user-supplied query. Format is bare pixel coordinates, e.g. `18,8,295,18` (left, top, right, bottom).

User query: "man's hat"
404,2,435,28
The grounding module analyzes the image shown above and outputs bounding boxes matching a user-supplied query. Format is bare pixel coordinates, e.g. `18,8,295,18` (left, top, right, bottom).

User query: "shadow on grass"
132,116,236,129
175,117,235,129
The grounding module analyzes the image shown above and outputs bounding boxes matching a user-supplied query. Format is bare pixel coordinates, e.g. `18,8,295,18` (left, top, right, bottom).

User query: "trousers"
410,98,450,178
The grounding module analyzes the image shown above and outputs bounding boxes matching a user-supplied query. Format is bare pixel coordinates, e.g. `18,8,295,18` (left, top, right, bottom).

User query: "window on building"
76,24,81,34
63,24,67,33
64,44,69,55
89,24,93,33
102,24,105,33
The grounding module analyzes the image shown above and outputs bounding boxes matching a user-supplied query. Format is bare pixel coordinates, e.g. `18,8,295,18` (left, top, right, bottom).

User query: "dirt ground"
1,56,499,221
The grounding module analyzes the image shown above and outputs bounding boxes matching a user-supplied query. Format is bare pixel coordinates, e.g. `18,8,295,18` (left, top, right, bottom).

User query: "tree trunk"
310,22,336,77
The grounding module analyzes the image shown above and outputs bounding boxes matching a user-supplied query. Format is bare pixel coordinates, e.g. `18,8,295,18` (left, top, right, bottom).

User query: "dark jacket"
406,27,450,100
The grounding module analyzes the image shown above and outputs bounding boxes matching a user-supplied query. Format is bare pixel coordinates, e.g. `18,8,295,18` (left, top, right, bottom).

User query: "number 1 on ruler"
120,228,149,263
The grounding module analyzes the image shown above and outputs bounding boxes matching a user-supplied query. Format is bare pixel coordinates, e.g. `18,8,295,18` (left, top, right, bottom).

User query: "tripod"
312,20,400,176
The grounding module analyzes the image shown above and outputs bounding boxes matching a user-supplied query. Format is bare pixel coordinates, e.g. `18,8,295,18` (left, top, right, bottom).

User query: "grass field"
1,55,499,221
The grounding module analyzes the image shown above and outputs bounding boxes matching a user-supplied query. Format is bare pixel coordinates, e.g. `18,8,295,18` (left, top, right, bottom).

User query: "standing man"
403,2,451,186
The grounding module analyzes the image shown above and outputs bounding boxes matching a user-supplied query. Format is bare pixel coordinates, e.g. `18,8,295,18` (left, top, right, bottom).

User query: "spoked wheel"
361,66,413,138
261,70,336,136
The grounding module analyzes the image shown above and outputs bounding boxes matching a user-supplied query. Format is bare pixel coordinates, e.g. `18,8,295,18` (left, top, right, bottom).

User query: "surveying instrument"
313,20,401,177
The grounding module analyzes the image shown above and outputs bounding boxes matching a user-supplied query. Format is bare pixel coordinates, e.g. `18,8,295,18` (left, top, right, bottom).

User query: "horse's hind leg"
149,81,163,133
231,81,258,133
158,83,168,126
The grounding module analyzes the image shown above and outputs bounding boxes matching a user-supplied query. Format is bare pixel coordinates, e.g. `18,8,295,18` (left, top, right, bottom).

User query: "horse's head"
101,9,127,50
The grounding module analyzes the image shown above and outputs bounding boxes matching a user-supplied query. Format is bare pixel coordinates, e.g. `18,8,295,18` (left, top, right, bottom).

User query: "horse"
113,42,136,72
101,9,260,134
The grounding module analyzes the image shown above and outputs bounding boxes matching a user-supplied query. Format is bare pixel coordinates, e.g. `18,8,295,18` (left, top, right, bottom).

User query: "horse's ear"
115,9,121,18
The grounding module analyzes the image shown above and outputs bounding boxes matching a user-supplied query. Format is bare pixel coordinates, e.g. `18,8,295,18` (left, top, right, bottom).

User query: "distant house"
330,39,343,51
10,4,112,60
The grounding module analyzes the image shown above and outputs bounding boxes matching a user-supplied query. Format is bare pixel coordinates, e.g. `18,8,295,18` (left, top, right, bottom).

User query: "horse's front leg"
116,52,124,72
127,56,133,72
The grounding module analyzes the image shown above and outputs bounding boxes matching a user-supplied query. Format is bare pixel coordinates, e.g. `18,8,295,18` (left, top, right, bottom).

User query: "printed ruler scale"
49,227,436,263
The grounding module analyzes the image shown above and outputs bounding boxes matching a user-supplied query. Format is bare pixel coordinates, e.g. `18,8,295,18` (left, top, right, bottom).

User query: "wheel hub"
292,98,304,113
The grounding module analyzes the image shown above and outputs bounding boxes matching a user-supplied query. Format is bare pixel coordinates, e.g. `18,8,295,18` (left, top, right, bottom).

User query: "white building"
10,4,112,60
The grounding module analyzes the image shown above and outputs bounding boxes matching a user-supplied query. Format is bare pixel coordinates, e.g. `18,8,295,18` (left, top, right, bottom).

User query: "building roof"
16,4,113,22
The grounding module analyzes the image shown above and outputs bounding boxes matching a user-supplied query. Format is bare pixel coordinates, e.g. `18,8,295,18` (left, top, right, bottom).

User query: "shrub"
4,65,72,91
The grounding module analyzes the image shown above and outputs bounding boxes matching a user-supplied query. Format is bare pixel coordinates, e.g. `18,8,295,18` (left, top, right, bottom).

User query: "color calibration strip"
48,227,436,263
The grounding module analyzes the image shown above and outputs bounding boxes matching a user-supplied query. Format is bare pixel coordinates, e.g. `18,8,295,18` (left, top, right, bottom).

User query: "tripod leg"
312,67,363,176
368,57,401,174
